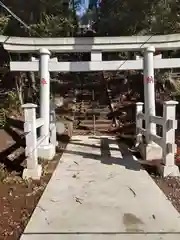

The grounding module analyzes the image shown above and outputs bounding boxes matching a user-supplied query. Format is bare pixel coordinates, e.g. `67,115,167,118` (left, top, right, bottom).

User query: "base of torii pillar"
37,143,55,160
139,142,162,161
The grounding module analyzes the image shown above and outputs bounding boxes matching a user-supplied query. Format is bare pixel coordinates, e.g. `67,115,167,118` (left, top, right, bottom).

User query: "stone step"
75,111,109,117
79,119,112,125
76,123,112,130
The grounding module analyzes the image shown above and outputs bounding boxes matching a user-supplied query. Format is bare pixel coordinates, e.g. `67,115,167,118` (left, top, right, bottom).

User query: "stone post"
159,101,179,177
136,102,144,146
50,108,58,147
22,103,42,180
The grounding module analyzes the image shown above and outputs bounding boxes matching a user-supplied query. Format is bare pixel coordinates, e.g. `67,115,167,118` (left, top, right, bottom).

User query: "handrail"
150,134,163,148
136,101,179,177
22,103,57,180
36,118,44,129
149,115,164,126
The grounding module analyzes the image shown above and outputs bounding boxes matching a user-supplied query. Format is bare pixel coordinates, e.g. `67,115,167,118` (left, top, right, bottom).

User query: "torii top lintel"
0,34,180,53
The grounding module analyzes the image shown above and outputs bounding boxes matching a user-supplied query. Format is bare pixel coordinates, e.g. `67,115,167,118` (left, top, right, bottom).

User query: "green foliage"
1,0,180,39
96,0,180,36
0,15,9,34
0,108,6,128
2,0,180,38
171,81,180,98
0,0,78,37
31,14,75,37
6,91,21,111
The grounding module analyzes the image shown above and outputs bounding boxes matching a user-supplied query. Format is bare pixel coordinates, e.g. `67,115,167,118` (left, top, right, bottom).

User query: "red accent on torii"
41,78,47,85
146,76,154,83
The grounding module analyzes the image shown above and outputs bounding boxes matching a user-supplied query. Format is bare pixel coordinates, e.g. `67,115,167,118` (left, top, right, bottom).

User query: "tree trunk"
72,0,78,35
15,75,24,105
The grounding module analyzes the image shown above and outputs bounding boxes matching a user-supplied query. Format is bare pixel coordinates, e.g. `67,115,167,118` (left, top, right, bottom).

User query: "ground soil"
0,129,68,240
144,164,180,213
154,176,180,213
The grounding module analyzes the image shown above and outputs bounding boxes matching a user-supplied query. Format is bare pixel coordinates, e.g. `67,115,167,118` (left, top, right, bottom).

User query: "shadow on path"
64,137,141,172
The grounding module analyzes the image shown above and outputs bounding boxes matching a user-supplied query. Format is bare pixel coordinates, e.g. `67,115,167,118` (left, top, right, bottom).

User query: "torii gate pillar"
141,46,162,160
144,46,156,141
38,48,55,160
39,48,51,143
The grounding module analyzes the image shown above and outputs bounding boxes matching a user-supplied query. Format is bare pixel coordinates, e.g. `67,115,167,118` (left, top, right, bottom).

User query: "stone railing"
22,103,57,180
136,101,179,177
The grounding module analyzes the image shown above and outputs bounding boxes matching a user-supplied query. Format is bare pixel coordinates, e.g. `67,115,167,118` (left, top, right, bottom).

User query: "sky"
76,0,101,17
76,0,89,17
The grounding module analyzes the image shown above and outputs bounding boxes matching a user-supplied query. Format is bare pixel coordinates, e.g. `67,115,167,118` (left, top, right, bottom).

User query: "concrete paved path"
21,136,180,240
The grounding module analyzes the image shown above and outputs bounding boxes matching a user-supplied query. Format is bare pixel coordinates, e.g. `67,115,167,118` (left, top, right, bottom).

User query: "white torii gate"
10,46,163,159
2,34,180,161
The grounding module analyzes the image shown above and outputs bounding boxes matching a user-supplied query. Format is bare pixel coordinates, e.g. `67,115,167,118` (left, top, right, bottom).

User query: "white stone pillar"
143,46,156,143
38,48,56,161
50,109,58,147
159,101,179,177
136,102,144,146
142,46,162,161
22,103,42,180
39,48,51,145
